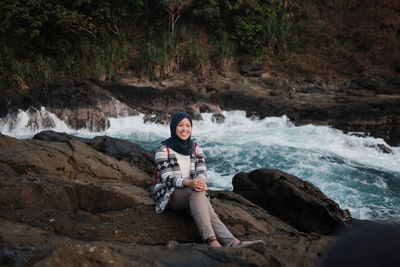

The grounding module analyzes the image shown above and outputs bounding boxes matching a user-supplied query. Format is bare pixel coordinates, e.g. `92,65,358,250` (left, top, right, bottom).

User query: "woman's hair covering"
161,112,194,155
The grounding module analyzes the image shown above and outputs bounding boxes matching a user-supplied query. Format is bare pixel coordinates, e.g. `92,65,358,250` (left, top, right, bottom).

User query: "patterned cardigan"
152,143,207,213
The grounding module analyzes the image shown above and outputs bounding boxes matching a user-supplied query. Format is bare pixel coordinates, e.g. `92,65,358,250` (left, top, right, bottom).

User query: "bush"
0,38,130,90
193,0,296,59
134,28,210,79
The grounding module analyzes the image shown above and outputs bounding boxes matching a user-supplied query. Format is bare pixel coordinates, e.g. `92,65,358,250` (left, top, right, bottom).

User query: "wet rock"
143,112,170,124
3,78,138,132
364,143,393,154
376,144,392,154
34,130,90,143
211,113,225,124
233,169,352,235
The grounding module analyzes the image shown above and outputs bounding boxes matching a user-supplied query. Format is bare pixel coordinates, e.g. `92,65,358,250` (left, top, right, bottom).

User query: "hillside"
276,0,400,79
0,0,399,89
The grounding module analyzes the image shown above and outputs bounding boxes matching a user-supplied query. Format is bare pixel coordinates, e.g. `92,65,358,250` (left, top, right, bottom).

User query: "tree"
161,0,192,37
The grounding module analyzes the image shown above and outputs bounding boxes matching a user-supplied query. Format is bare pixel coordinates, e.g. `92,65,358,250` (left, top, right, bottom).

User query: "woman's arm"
155,145,184,188
194,145,207,181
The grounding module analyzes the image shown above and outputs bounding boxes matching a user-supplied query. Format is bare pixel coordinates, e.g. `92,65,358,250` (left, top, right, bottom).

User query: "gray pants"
168,187,239,247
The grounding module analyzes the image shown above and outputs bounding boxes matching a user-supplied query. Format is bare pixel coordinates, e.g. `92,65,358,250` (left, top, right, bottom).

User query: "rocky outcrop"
0,132,338,266
207,76,400,146
98,81,222,121
233,169,352,235
33,130,155,176
105,74,400,146
1,74,399,146
0,78,138,132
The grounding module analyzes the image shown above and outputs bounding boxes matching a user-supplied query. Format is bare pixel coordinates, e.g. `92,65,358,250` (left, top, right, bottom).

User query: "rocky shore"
0,72,397,265
0,72,399,146
0,130,355,266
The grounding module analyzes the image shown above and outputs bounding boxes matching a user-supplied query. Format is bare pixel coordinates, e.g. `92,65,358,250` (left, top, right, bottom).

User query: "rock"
211,113,225,124
388,75,400,88
33,130,155,176
240,64,264,77
370,143,393,154
233,169,352,235
321,223,400,267
349,78,381,91
0,90,12,118
99,82,204,119
2,78,139,132
207,76,400,146
261,72,273,79
0,134,336,266
0,218,275,266
33,130,90,143
89,135,155,176
0,133,150,186
143,111,170,124
349,77,400,95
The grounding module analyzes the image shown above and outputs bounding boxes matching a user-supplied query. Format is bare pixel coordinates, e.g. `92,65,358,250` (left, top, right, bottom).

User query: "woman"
152,111,264,248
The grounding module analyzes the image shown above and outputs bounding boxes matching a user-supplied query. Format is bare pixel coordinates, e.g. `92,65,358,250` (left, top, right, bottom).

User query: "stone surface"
0,133,150,186
33,130,155,176
232,169,352,235
0,133,338,266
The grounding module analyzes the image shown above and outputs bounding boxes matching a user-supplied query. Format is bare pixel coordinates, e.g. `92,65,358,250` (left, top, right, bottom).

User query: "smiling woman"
151,111,265,249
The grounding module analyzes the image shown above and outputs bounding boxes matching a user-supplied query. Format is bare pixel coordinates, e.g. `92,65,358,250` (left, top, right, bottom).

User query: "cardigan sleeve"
155,145,184,188
194,145,207,181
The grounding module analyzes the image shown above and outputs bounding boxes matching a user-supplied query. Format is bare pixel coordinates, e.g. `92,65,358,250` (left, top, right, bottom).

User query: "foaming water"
0,107,72,138
1,109,399,220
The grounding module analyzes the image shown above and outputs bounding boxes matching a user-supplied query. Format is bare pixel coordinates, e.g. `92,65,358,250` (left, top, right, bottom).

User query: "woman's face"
176,117,192,140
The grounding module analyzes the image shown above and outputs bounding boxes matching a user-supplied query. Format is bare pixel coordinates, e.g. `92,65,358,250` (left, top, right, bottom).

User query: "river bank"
1,72,399,146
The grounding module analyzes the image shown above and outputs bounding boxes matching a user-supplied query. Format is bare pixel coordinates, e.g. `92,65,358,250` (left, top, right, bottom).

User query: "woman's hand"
184,178,208,192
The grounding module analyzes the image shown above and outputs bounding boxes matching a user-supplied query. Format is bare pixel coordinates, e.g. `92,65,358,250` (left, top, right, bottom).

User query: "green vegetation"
0,0,295,89
1,0,398,89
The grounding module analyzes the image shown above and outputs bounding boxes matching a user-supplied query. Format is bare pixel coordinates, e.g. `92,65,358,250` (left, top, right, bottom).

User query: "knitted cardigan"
152,143,207,213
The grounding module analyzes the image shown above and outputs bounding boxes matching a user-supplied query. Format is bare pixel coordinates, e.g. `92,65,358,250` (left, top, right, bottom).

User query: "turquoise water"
2,109,400,221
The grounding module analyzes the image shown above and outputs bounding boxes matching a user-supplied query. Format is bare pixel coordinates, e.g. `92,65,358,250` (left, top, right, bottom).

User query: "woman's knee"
189,190,208,202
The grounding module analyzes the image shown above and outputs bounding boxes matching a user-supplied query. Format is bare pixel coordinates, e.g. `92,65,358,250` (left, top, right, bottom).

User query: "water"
1,109,399,221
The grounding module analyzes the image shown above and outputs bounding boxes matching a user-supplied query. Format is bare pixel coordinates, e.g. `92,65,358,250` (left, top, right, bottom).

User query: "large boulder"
0,133,150,186
33,130,155,176
233,169,352,235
